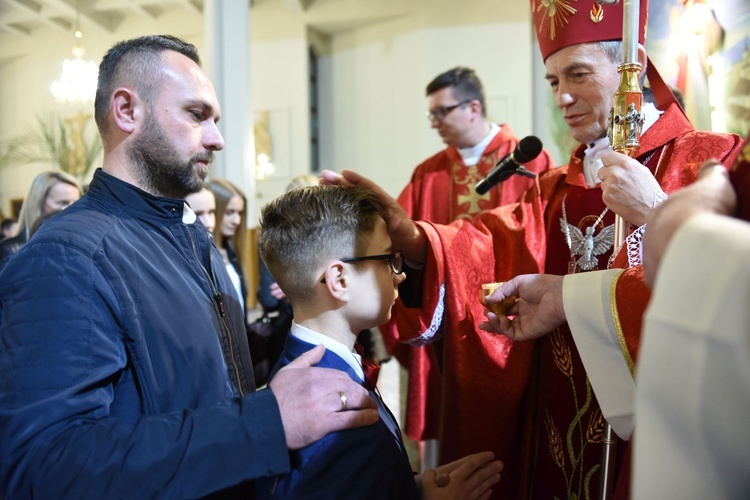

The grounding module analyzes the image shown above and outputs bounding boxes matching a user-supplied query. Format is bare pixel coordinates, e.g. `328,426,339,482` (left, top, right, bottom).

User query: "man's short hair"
258,185,387,303
425,67,487,117
94,35,200,135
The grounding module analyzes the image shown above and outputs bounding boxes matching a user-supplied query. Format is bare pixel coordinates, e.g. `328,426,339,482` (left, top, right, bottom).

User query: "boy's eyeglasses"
426,100,471,121
320,251,404,284
341,251,404,275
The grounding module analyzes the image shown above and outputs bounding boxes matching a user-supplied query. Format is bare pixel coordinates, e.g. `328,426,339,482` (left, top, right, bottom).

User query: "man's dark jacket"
0,169,289,498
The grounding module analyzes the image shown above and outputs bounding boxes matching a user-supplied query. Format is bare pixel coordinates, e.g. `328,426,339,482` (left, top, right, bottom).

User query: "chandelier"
50,2,98,105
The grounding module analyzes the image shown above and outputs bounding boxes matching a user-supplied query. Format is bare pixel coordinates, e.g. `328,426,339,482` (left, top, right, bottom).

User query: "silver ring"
338,391,347,411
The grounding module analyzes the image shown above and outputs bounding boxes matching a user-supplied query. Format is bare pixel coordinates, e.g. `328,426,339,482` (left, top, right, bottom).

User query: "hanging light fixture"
50,0,98,105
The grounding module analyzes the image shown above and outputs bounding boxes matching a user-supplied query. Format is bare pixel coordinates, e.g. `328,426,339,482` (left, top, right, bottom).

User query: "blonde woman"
208,179,248,311
0,171,81,271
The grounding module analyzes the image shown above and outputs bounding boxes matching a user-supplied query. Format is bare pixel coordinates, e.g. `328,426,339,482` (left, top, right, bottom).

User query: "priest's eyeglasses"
426,100,471,121
320,251,404,283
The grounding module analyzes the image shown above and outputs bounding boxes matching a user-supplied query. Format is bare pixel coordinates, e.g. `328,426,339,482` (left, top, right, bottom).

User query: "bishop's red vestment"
395,103,742,498
382,124,554,447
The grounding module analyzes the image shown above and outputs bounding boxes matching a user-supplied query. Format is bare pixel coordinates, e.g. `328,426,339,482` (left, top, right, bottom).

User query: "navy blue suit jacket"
255,335,420,499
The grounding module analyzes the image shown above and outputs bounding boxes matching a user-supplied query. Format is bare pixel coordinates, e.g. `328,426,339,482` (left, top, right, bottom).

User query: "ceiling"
0,0,407,39
0,0,211,36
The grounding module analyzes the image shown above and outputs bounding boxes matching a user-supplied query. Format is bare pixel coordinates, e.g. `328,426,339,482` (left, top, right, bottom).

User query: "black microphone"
475,136,543,195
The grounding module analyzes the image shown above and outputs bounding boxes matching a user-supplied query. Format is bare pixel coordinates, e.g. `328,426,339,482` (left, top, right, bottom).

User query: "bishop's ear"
637,45,648,80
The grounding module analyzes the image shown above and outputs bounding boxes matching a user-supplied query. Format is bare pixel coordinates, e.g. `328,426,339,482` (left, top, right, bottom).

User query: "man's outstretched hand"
479,274,566,341
269,344,379,450
320,169,427,265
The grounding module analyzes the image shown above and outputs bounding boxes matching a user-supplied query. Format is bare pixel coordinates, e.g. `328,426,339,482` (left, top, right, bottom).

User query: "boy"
257,185,503,499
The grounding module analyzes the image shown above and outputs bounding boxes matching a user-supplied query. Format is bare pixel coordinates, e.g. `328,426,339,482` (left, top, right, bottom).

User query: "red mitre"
530,0,649,61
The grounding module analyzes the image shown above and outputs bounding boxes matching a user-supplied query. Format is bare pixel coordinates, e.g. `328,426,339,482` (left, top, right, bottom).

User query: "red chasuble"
383,124,554,443
396,104,742,499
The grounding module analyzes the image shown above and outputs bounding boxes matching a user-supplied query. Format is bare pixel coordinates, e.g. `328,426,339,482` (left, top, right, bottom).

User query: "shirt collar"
290,322,365,380
457,123,501,166
182,203,197,224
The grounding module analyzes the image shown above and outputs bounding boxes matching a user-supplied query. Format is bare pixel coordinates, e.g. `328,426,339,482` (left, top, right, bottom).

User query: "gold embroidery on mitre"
590,2,604,23
535,0,578,41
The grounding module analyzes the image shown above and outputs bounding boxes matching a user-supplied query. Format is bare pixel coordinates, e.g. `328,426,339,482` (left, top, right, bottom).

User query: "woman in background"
185,187,216,232
0,171,81,272
208,179,249,313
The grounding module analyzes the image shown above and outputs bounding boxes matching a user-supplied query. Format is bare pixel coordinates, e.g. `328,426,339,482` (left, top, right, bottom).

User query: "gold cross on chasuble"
457,189,490,215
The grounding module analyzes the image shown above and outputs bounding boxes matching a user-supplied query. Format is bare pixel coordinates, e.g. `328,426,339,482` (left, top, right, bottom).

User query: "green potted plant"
0,113,102,183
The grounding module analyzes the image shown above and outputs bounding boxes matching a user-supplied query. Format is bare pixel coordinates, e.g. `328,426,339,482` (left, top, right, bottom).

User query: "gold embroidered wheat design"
544,410,565,469
586,407,605,444
551,329,573,377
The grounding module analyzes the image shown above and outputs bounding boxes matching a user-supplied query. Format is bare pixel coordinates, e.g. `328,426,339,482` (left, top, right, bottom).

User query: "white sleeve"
633,212,750,497
563,269,636,439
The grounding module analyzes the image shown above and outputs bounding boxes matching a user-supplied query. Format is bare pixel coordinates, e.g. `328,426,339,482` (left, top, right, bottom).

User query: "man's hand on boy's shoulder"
268,344,379,450
418,451,503,500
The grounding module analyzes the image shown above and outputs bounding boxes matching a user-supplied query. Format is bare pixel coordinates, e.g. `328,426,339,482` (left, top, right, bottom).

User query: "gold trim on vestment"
610,269,636,379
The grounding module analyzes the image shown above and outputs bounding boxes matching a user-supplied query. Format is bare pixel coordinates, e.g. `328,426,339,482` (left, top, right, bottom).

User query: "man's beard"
129,113,213,199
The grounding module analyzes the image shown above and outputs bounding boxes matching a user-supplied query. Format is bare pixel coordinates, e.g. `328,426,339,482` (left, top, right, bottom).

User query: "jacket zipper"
186,225,246,397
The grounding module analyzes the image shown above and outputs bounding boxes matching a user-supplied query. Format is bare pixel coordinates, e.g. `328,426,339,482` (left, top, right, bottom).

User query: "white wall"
319,19,537,198
249,37,311,226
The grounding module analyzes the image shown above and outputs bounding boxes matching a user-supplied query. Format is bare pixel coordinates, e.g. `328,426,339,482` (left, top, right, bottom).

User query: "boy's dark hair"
94,35,200,135
258,185,387,302
425,66,486,117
